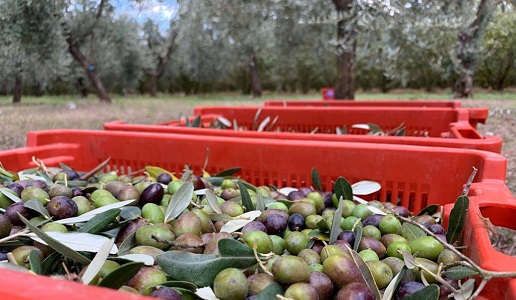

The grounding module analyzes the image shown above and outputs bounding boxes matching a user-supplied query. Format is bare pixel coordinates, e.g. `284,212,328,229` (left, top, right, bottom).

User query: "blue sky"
116,0,178,31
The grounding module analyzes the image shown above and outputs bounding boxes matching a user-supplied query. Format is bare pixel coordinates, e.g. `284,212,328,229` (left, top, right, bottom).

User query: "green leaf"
401,222,426,242
145,166,173,178
165,181,194,222
257,281,284,300
396,127,406,136
149,281,198,292
118,231,137,255
329,198,344,244
205,190,222,214
453,278,475,300
237,181,254,212
353,223,363,251
400,250,418,269
97,262,145,289
217,238,255,256
0,262,31,273
219,211,261,233
41,252,62,275
311,167,322,191
59,162,74,172
82,238,114,284
191,115,202,128
18,213,91,265
382,267,407,300
417,205,439,216
120,206,141,221
208,213,233,222
403,284,439,300
277,199,294,208
214,167,242,177
446,196,469,244
0,187,22,203
240,181,257,192
256,193,265,212
442,266,479,280
29,249,43,275
347,246,382,300
23,199,50,218
78,208,120,234
334,177,353,201
367,123,382,132
157,248,257,287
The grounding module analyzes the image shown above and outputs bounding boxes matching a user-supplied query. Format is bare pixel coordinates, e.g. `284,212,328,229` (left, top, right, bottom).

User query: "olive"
47,196,78,220
139,183,164,207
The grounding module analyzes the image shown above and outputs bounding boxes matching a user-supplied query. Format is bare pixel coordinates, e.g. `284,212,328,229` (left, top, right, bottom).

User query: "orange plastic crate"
107,106,502,153
0,129,511,299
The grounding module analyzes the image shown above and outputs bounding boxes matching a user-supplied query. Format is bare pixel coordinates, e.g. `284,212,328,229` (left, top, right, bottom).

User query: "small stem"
190,201,203,209
80,157,111,180
0,229,31,244
418,265,459,294
394,213,483,273
253,243,273,276
7,252,18,265
462,167,478,196
468,278,488,299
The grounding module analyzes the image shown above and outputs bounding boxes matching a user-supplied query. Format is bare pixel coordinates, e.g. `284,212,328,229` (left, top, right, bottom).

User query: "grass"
0,90,515,195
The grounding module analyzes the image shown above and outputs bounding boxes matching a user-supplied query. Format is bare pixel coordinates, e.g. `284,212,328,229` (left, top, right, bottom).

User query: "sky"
116,0,178,31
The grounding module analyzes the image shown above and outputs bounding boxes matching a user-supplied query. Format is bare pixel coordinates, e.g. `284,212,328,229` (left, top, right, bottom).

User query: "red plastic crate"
0,129,511,299
121,106,502,153
442,191,516,300
264,99,489,128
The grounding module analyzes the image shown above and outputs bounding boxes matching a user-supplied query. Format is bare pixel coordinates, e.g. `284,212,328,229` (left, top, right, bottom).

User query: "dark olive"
139,183,164,207
263,214,288,235
337,230,356,245
241,221,268,234
156,173,173,185
395,281,425,300
288,213,305,231
5,202,37,226
287,190,305,201
150,287,183,300
47,196,78,220
362,214,384,227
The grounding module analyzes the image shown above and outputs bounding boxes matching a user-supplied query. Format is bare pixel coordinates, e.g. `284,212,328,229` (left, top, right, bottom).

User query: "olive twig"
461,167,478,196
80,157,111,180
190,201,203,209
0,229,31,243
252,242,273,276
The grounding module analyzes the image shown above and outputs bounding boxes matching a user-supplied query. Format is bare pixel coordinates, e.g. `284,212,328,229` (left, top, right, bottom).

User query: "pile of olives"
0,166,464,300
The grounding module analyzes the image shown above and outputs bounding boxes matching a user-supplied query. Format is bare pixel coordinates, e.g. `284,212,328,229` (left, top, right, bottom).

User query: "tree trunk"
67,37,111,103
34,82,44,97
1,81,8,96
149,73,158,97
13,74,22,104
249,49,262,98
78,77,88,98
333,0,356,100
453,0,497,98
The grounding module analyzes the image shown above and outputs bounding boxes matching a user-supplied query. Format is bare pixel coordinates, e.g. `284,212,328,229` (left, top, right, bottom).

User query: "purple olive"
337,230,356,245
6,183,24,197
298,187,313,197
241,221,268,234
47,196,78,220
395,281,425,300
5,202,37,226
190,175,205,190
362,214,384,227
139,183,164,207
428,224,446,235
150,287,184,300
263,214,288,235
287,213,305,231
392,206,410,218
321,191,333,208
287,191,305,201
156,173,172,185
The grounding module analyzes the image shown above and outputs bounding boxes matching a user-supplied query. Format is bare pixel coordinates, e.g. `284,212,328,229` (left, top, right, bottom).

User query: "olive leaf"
400,250,418,269
165,181,194,222
446,196,469,244
329,198,344,244
442,266,479,280
0,262,31,273
77,208,120,234
151,281,197,292
219,210,261,233
257,116,271,132
157,239,257,287
317,218,330,232
97,261,145,289
353,223,363,251
403,284,440,300
208,213,234,222
401,222,426,242
0,187,21,203
82,238,115,284
334,177,353,201
205,190,222,214
19,213,91,265
382,267,407,300
257,282,284,300
451,278,475,300
346,245,382,300
29,231,118,255
237,180,254,212
396,127,406,136
23,199,50,218
351,180,381,196
311,167,322,191
195,287,218,300
256,192,266,212
253,107,262,130
116,254,154,266
215,167,242,177
240,181,257,192
118,231,137,255
417,204,439,216
120,206,141,221
191,115,202,128
41,251,62,275
366,205,388,216
55,199,135,224
29,249,43,275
